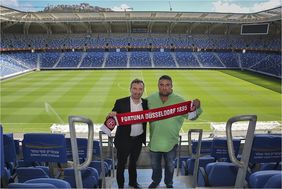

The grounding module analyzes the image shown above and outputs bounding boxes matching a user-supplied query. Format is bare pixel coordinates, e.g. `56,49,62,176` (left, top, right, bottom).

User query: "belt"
130,135,141,139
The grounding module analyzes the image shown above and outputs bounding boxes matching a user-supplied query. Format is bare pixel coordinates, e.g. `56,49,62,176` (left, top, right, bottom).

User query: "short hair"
130,78,144,88
159,75,172,83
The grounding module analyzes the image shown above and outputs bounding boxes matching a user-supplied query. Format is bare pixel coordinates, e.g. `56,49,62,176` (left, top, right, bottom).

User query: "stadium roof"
0,5,281,24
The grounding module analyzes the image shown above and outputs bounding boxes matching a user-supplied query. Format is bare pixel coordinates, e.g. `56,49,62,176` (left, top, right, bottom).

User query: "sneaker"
166,184,173,188
148,182,158,188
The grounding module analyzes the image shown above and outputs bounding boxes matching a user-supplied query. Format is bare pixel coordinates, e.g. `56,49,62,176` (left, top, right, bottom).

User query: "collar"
130,96,142,105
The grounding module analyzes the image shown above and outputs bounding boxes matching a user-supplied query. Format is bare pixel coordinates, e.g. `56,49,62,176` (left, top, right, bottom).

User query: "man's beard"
159,91,172,97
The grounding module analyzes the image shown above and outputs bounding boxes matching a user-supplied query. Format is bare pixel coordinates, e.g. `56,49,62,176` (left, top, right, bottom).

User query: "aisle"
107,169,194,188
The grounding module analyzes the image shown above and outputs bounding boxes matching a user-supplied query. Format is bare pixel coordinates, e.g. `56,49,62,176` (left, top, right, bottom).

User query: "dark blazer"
112,96,148,149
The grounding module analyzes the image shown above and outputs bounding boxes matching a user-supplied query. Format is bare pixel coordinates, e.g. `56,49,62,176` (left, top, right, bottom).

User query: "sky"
1,0,281,13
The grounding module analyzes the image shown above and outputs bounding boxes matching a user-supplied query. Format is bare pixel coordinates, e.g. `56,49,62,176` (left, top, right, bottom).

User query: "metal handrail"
99,131,106,188
188,129,203,188
108,135,115,178
225,115,257,188
68,116,94,189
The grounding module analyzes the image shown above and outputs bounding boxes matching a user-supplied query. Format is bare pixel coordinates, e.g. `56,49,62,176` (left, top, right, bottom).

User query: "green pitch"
1,70,281,133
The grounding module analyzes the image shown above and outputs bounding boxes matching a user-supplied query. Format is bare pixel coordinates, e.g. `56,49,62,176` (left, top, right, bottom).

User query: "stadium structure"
0,5,281,189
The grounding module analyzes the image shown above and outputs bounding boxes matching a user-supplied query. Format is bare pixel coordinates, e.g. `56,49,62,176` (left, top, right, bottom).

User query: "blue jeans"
150,145,177,186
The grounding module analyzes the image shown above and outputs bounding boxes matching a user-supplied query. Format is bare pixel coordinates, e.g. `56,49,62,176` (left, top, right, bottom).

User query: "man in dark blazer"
108,79,148,189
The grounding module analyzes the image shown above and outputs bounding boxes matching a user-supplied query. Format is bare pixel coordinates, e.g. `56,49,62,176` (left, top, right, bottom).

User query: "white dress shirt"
130,97,143,137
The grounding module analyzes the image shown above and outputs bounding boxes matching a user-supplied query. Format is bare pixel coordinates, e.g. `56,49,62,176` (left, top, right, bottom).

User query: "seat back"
8,183,56,188
93,140,101,157
206,162,238,186
63,167,98,188
65,138,107,178
22,133,67,163
14,140,20,156
263,172,282,188
211,138,241,161
66,138,88,160
16,167,49,183
249,170,281,188
187,156,215,175
3,133,17,164
192,140,213,155
0,125,9,188
65,138,101,160
89,160,109,177
25,178,71,188
249,134,282,164
0,125,4,178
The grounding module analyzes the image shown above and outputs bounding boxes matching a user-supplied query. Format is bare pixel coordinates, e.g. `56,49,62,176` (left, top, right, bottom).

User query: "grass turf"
1,70,281,133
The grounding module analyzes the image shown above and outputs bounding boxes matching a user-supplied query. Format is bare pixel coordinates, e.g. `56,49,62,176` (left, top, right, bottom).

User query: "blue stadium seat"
3,133,18,180
25,178,71,188
249,170,282,188
179,140,214,175
205,162,238,187
63,167,98,188
23,133,68,163
3,133,17,165
0,125,4,178
263,172,282,188
16,167,50,183
8,183,56,188
187,156,215,175
8,177,72,188
66,138,111,177
211,138,241,162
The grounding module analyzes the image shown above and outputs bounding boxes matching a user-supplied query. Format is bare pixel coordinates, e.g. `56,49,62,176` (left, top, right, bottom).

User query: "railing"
226,115,257,188
188,129,203,188
68,116,94,188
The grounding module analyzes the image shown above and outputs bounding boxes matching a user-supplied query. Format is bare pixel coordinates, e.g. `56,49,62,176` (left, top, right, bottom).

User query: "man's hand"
188,99,202,120
193,99,200,108
107,111,117,118
191,99,200,111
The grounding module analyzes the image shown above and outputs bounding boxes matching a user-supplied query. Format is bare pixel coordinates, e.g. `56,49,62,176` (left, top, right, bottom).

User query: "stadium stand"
130,52,152,67
80,52,104,68
175,52,200,67
1,27,278,75
105,52,128,67
40,52,61,68
0,30,280,78
153,52,176,67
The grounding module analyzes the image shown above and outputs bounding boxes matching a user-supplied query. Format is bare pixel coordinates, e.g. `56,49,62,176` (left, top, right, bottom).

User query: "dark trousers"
116,136,143,188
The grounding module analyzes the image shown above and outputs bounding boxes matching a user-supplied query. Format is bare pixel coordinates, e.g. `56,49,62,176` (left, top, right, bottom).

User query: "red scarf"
104,100,194,131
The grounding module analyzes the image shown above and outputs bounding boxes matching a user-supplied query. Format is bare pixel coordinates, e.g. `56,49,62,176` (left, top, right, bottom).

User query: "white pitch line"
117,82,128,91
44,101,65,124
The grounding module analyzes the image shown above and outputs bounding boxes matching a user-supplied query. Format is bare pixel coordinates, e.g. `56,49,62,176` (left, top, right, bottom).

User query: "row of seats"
175,134,281,188
1,34,280,50
1,51,280,78
1,132,114,188
176,138,240,175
